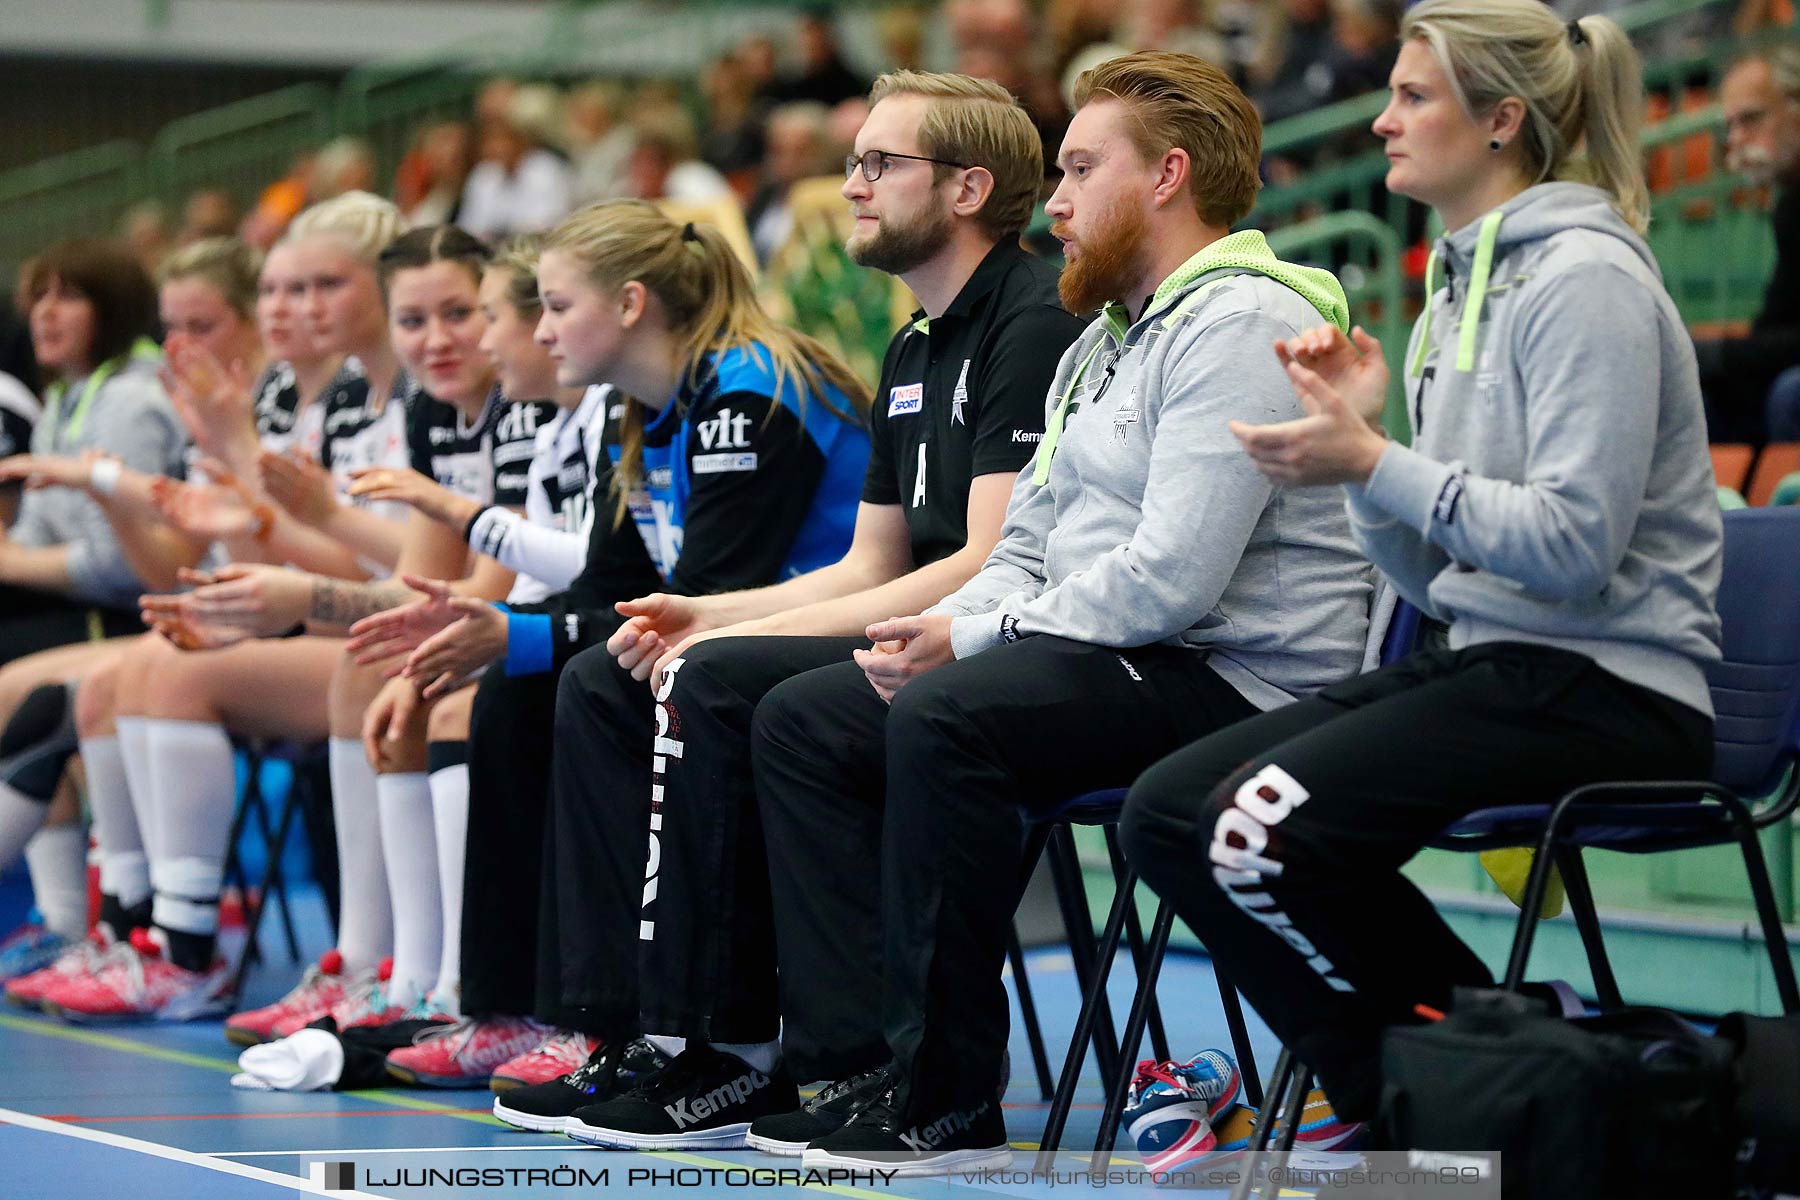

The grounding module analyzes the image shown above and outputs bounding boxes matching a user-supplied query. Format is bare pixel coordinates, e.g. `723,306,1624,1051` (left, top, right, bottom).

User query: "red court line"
44,1107,491,1124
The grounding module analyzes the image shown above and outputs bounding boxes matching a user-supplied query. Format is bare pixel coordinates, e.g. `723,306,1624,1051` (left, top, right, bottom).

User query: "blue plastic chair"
1238,507,1800,1198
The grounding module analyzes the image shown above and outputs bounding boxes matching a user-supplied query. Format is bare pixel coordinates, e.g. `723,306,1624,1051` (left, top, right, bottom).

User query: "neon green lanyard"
1409,209,1504,377
42,339,159,448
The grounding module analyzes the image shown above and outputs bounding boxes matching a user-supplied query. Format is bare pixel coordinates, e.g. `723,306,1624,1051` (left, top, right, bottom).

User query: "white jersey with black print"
320,359,412,516
406,386,556,599
468,384,610,604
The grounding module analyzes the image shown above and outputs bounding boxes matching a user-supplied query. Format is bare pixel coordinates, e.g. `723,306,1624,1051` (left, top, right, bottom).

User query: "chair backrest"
1707,507,1800,793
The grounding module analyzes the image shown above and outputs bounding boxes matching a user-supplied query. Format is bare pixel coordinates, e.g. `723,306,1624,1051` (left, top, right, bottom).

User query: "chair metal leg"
1502,805,1575,989
1047,826,1121,1081
1093,899,1176,1166
1214,965,1263,1109
1106,826,1171,1064
1553,845,1622,1010
1007,925,1055,1101
248,771,301,964
1035,843,1138,1162
1726,801,1800,1014
1231,1048,1306,1200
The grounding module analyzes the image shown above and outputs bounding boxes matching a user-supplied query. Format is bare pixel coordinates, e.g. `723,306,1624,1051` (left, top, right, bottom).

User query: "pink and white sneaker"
489,1030,600,1092
45,928,231,1022
271,957,404,1037
385,1016,550,1088
226,949,350,1046
5,929,119,1010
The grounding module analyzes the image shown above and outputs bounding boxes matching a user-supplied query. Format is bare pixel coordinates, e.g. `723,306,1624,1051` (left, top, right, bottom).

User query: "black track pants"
1118,643,1712,1122
753,636,1259,1110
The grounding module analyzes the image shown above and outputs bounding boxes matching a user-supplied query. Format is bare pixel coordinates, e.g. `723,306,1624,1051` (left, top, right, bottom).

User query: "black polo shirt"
863,239,1086,567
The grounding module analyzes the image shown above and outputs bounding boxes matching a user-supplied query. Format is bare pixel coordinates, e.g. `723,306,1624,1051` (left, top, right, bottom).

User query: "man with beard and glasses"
489,71,1085,1145
1695,43,1800,444
749,52,1375,1175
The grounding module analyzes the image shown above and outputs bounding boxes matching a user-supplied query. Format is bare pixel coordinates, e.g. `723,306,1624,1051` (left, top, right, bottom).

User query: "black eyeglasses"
844,149,973,182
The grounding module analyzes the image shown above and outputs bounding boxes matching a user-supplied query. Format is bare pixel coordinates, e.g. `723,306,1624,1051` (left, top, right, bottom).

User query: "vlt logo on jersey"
888,382,924,417
696,408,752,451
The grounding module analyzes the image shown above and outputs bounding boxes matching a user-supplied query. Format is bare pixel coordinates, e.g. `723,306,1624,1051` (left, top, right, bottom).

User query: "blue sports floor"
0,884,1287,1199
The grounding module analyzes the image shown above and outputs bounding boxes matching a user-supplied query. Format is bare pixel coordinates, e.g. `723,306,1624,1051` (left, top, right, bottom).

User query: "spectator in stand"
701,54,770,206
761,9,867,107
877,6,929,72
118,202,174,279
736,34,780,97
310,138,379,205
1259,0,1400,123
242,151,317,250
951,0,1072,173
1696,43,1800,444
461,85,576,240
1253,0,1335,120
623,106,733,204
747,102,834,264
566,82,637,205
178,190,241,247
394,121,475,227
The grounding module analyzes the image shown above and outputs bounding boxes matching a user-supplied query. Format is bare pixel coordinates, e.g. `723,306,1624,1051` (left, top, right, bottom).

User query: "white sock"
24,822,88,939
116,717,158,860
81,734,151,909
646,1034,688,1059
712,1040,780,1074
143,718,235,939
329,738,391,973
427,755,469,1017
375,771,439,1008
0,780,49,874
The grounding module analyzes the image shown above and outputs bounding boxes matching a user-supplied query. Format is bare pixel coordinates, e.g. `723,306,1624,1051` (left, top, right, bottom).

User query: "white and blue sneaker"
1124,1050,1243,1172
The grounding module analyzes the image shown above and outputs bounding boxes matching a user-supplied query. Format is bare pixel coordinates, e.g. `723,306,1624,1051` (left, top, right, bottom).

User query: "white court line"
0,1106,386,1198
214,1144,586,1158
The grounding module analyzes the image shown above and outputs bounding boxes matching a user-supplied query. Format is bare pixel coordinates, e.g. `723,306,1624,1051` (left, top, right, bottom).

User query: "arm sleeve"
942,306,1295,658
469,506,588,593
1356,262,1661,603
660,389,827,597
968,304,1087,476
497,447,663,675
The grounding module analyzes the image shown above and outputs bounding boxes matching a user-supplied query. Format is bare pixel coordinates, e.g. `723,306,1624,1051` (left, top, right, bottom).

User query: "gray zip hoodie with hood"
928,230,1374,710
1346,182,1722,716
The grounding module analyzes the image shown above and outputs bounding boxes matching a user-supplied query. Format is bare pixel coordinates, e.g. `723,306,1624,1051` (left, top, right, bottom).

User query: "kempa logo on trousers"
665,1067,772,1128
901,1100,989,1152
641,657,687,941
310,1161,356,1190
1208,763,1355,993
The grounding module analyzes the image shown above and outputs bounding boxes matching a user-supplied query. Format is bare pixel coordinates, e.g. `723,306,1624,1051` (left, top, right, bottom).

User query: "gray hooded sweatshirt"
928,230,1373,711
1346,182,1722,716
13,348,188,608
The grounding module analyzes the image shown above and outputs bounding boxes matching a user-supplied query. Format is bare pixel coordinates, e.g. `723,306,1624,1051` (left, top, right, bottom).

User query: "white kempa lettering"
1208,764,1356,994
642,659,688,941
665,1070,770,1128
912,443,927,508
898,1103,985,1153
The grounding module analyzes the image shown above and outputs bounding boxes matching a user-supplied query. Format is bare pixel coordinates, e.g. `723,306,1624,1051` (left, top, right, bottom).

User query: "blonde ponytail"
545,201,873,526
1404,0,1649,233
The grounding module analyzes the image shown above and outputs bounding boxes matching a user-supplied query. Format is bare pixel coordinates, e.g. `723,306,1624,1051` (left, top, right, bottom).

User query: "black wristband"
462,504,495,545
1000,614,1020,644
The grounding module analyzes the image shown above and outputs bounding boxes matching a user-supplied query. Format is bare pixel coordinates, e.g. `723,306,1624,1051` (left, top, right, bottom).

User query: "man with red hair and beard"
750,51,1376,1174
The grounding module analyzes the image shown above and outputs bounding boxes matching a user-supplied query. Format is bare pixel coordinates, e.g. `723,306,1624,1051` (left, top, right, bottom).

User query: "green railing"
1267,211,1412,441
0,141,144,278
147,82,336,214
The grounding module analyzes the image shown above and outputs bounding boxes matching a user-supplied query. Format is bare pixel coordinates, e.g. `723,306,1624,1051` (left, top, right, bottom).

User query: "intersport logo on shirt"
665,1067,772,1128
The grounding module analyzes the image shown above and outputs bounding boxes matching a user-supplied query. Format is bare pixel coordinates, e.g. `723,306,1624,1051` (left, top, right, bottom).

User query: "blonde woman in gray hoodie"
1121,0,1721,1134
